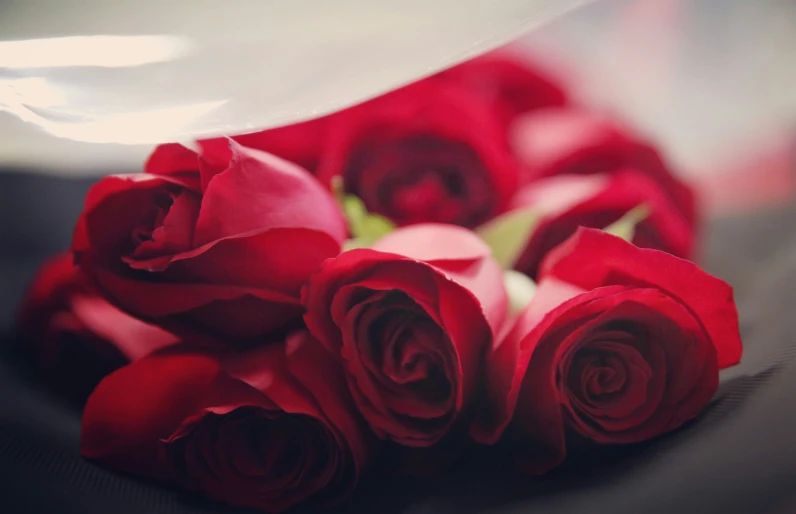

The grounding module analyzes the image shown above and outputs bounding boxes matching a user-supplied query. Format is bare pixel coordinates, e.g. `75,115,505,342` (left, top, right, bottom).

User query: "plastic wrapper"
0,0,794,178
0,0,586,144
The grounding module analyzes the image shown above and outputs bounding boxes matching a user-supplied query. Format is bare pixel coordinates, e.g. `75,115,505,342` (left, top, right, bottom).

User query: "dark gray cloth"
1,171,795,514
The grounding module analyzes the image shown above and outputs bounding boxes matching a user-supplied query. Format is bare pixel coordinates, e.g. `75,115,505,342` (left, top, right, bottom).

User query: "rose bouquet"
17,50,742,513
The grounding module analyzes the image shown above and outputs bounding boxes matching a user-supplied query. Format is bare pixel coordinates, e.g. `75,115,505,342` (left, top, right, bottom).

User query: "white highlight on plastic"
0,78,65,108
1,100,227,144
0,35,190,69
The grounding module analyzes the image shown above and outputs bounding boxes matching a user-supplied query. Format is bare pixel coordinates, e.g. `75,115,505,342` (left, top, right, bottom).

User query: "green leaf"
603,204,650,242
476,207,540,269
504,270,537,315
342,194,396,241
332,175,396,249
342,238,369,252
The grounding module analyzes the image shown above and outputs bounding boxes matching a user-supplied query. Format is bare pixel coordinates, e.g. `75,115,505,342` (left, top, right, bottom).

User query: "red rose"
73,140,346,345
435,52,569,126
472,228,742,473
318,80,519,228
303,224,507,446
82,331,372,512
512,109,698,225
202,116,329,173
510,169,695,278
16,253,176,403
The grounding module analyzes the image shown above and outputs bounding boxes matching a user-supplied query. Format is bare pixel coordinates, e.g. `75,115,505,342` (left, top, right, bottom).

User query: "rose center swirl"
131,190,174,248
179,409,333,498
564,334,654,421
358,291,454,411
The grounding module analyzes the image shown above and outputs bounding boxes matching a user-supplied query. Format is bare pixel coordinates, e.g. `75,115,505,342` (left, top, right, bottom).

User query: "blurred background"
1,0,794,184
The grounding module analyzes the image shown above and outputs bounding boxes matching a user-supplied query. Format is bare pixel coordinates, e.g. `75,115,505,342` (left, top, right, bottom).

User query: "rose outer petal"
285,332,372,482
168,227,343,296
81,353,226,476
373,223,490,263
512,108,697,224
435,53,569,124
470,278,600,445
68,294,177,361
84,339,371,512
539,228,742,369
374,224,508,334
193,140,346,247
144,143,203,190
222,334,369,506
511,169,695,278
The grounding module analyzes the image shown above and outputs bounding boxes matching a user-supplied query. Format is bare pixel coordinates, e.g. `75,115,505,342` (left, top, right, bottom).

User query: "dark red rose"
510,169,695,278
16,253,176,404
303,224,507,446
318,80,519,228
472,228,742,473
434,52,569,126
73,140,346,345
82,331,372,512
202,116,329,173
512,108,698,225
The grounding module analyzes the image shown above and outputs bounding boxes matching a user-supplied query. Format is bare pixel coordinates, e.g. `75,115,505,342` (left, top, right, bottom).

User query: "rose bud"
509,169,695,278
72,140,347,345
512,108,697,226
434,52,569,126
472,228,742,473
317,80,519,228
81,331,372,513
303,224,508,446
16,253,176,404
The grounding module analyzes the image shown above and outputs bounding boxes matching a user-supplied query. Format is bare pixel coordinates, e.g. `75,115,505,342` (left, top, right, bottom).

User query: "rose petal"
512,169,695,278
232,117,329,171
373,224,507,334
435,53,568,124
123,188,202,270
193,140,346,246
304,250,442,353
285,331,372,472
94,265,298,317
470,277,592,445
91,265,302,344
78,175,190,266
511,108,696,223
144,143,203,190
81,353,224,476
68,295,177,361
373,223,490,263
168,227,342,296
